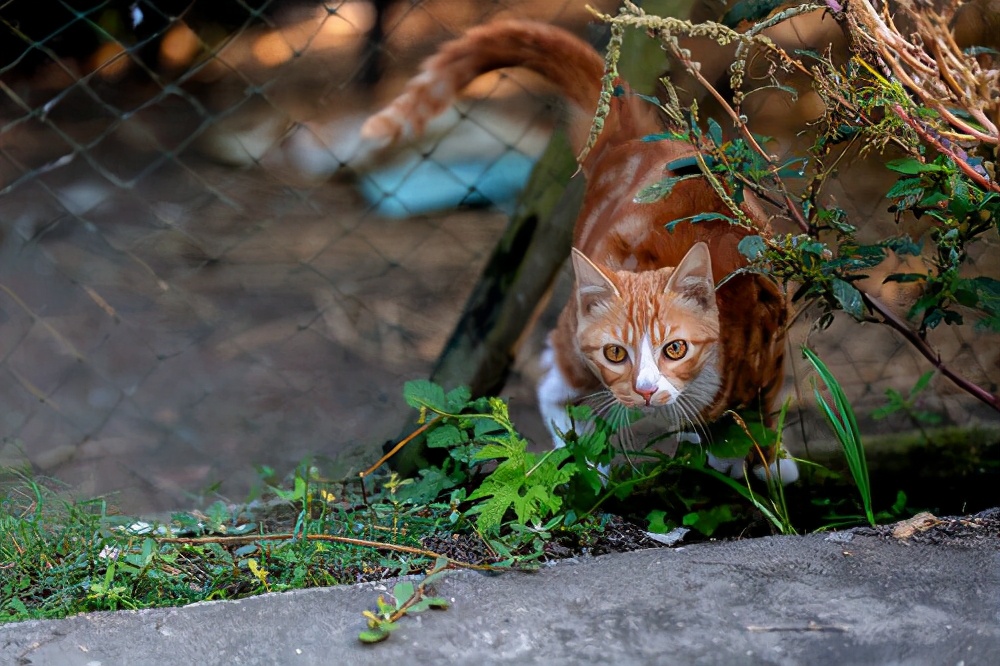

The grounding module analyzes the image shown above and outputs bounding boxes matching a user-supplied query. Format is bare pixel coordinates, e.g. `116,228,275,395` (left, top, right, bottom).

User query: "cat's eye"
603,344,627,363
663,340,688,360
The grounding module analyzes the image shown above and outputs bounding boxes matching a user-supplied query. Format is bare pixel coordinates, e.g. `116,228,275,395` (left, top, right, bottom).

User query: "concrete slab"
2,530,997,665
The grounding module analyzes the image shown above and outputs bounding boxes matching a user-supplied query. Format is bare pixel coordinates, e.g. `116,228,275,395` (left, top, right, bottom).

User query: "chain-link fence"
1,1,997,513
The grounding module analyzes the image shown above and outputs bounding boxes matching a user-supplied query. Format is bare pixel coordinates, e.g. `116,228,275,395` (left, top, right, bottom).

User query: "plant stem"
155,532,506,572
862,292,1000,412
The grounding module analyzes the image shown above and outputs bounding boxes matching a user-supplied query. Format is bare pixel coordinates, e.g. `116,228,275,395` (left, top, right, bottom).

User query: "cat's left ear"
666,242,716,308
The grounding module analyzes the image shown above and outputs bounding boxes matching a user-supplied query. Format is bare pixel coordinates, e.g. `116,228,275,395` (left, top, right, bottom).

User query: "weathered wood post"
386,130,583,476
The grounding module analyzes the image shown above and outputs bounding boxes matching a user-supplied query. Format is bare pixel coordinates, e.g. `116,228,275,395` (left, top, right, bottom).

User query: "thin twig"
665,42,811,233
892,104,1000,193
155,532,507,572
861,292,1000,412
360,416,441,479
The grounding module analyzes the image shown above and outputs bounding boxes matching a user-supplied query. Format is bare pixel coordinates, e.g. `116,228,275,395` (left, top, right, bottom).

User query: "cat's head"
571,242,722,415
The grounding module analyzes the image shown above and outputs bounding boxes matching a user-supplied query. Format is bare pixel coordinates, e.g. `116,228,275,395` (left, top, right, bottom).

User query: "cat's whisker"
606,404,641,472
615,406,636,453
578,389,613,406
677,395,707,439
592,396,620,421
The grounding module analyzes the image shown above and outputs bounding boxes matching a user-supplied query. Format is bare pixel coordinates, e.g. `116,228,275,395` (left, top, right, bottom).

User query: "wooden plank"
386,130,583,476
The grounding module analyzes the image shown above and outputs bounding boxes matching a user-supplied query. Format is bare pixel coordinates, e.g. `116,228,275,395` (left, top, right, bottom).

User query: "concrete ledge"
3,530,997,665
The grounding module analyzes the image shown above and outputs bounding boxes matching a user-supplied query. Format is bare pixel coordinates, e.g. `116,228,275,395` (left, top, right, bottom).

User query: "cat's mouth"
626,399,673,412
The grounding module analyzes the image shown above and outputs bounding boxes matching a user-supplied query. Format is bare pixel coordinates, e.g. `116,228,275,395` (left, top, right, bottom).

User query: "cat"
362,20,797,483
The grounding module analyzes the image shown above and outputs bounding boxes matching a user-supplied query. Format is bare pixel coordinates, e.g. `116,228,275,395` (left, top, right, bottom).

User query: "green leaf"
426,425,468,449
395,467,460,503
910,370,935,397
392,581,414,607
403,380,447,412
682,505,734,537
832,279,864,319
885,176,924,201
969,276,1000,330
407,596,450,613
709,418,777,458
466,441,572,533
646,509,671,534
737,235,767,261
886,158,944,174
707,118,723,147
891,490,908,514
642,131,686,143
918,191,949,208
633,174,699,204
814,206,855,234
358,627,392,644
882,236,923,256
954,287,979,308
473,417,505,439
444,386,472,412
665,212,734,232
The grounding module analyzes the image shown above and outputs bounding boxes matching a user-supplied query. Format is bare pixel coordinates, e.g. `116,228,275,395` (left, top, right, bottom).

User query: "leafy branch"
594,0,1000,413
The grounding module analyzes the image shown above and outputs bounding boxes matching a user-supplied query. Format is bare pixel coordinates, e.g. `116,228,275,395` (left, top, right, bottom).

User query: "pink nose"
635,387,657,405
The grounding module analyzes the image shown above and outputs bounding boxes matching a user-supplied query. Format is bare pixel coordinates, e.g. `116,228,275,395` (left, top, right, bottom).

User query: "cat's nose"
635,386,657,405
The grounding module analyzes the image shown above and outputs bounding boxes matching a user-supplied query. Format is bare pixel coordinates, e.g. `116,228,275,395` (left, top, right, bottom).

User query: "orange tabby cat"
363,20,796,482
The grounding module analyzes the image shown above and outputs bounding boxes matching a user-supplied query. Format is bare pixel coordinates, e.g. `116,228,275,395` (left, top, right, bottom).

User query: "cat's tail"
360,20,644,160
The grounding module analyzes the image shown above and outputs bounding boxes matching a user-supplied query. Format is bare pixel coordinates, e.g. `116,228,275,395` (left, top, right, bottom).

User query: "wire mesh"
1,0,997,512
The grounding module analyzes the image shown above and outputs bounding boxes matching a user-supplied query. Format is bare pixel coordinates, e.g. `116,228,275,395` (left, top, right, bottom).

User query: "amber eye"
603,344,628,363
663,340,688,360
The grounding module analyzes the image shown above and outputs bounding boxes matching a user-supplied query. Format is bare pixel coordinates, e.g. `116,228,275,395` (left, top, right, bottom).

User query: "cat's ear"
571,248,620,316
666,242,716,308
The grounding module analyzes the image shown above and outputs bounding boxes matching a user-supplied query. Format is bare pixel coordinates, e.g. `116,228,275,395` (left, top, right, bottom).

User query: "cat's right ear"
666,242,716,309
571,248,620,316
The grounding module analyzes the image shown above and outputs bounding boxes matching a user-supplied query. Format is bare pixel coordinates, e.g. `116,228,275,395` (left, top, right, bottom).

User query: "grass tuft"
803,346,875,527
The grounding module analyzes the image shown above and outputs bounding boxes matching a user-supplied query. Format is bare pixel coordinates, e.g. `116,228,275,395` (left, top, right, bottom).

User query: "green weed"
396,378,796,542
358,557,450,644
872,370,944,443
803,346,875,527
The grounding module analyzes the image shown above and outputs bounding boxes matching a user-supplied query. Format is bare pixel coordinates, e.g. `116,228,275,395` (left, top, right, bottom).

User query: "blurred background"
1,0,997,514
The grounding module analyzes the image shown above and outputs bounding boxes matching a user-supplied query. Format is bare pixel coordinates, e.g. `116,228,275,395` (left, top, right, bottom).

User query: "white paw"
676,431,701,445
753,457,800,486
706,452,747,479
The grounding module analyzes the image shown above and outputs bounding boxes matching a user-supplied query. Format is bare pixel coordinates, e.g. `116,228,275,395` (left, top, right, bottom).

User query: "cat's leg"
706,452,748,479
538,350,612,482
676,431,701,445
753,457,800,485
537,346,581,448
706,451,800,485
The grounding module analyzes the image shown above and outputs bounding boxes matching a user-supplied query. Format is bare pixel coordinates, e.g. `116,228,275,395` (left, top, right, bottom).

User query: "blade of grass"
802,346,875,526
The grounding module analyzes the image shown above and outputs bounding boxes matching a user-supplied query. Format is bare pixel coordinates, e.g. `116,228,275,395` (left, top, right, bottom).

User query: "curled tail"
361,20,652,159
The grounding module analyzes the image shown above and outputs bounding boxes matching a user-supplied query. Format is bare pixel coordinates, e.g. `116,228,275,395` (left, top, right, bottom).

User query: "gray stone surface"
2,531,998,665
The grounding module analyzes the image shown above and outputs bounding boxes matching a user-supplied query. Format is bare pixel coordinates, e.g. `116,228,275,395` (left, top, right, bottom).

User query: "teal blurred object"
720,0,789,27
358,151,537,218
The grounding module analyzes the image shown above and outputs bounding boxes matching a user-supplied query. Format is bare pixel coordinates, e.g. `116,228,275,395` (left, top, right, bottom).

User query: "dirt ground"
1,1,998,513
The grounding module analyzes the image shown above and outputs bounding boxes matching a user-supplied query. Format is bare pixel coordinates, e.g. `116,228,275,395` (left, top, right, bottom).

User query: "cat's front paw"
676,431,701,445
753,457,800,486
706,452,747,479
